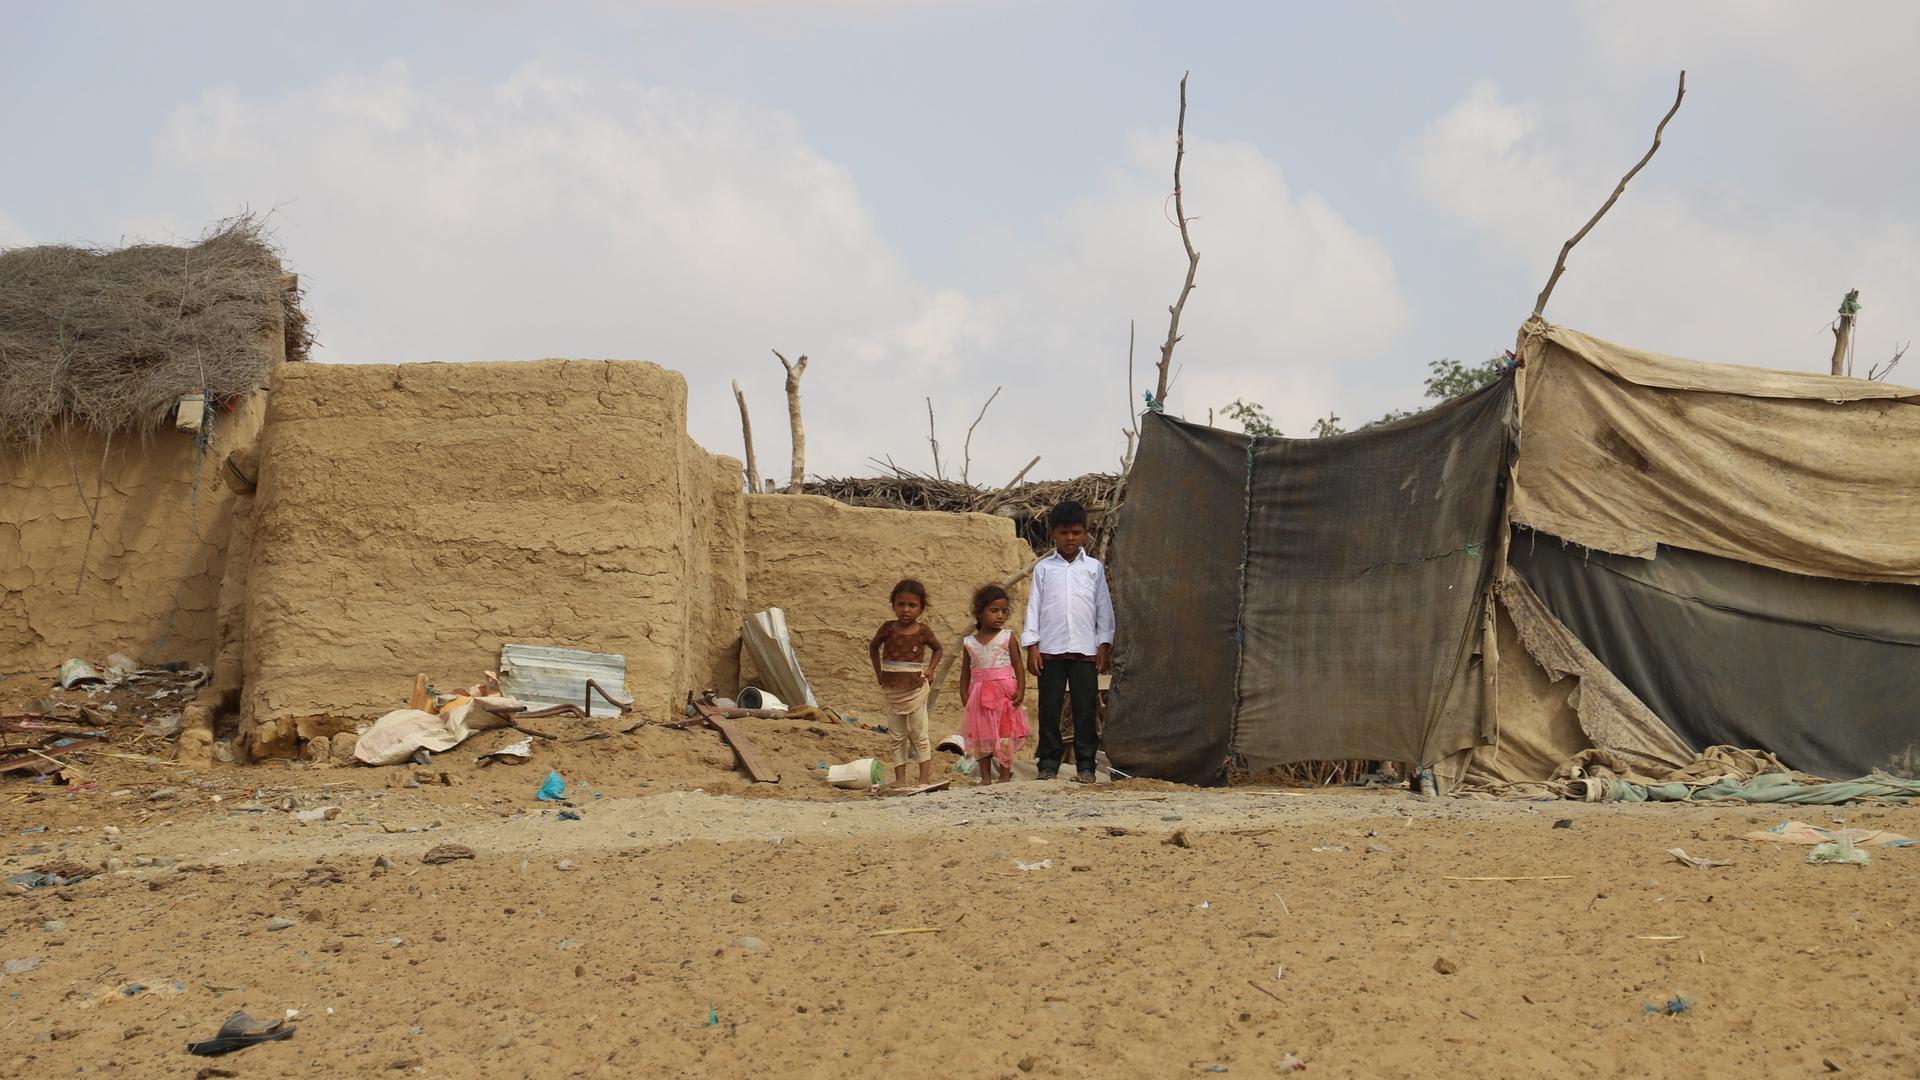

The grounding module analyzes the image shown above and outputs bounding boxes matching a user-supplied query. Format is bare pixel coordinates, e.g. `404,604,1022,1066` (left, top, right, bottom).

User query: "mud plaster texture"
0,393,266,676
239,360,739,757
742,493,1031,734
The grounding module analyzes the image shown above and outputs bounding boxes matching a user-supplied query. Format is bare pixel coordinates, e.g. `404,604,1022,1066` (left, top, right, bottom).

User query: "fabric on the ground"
1452,568,1694,788
1510,324,1920,585
1596,773,1920,804
1742,820,1920,847
1511,532,1920,782
1109,381,1513,783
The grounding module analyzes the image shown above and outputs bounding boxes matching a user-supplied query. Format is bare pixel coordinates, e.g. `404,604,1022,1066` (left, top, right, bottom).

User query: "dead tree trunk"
730,380,762,493
1831,289,1860,377
772,350,808,492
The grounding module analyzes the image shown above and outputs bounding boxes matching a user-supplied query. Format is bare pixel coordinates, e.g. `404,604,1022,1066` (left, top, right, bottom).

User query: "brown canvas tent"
1107,321,1920,790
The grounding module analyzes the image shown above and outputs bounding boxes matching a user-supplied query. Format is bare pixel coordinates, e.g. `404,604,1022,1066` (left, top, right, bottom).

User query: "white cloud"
148,60,1409,479
1412,78,1920,377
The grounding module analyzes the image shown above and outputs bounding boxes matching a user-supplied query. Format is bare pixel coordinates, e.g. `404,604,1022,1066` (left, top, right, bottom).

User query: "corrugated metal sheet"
497,645,629,717
741,609,816,707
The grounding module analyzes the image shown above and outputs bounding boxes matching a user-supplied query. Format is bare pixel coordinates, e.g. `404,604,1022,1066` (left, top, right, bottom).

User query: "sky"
4,0,1917,482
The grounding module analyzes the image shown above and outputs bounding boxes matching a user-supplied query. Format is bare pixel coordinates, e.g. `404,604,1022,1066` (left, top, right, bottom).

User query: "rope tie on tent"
1359,538,1488,576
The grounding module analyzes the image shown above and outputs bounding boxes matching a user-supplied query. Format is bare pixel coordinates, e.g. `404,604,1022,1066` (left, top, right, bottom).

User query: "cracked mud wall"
1,393,267,675
742,494,1031,733
240,360,727,756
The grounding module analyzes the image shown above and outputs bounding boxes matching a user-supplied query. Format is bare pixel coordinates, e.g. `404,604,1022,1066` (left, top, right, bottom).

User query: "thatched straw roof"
0,215,310,444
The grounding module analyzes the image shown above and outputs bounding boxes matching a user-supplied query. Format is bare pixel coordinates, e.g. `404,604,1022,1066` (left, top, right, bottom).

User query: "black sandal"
187,1012,296,1056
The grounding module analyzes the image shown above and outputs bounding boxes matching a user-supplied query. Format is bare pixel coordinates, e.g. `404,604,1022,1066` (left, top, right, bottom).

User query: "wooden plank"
880,780,951,797
701,711,780,784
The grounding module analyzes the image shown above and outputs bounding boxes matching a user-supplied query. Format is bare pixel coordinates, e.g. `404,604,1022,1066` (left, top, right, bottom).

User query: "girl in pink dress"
958,584,1030,785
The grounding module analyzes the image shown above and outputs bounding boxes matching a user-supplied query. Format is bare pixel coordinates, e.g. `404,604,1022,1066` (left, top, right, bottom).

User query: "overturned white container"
826,757,885,789
736,686,788,711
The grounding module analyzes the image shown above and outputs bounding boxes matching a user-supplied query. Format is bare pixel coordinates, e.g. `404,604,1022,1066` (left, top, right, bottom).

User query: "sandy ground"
4,721,1920,1078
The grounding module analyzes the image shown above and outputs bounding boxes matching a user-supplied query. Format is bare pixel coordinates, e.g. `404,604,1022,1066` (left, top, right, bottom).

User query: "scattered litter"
1433,957,1458,975
1198,901,1210,910
292,807,340,823
730,937,766,953
265,916,296,931
1014,859,1052,872
1311,846,1348,854
1666,848,1730,870
18,825,45,835
1643,995,1692,1016
1364,843,1392,855
827,758,885,789
1553,819,1573,829
186,1011,296,1056
9,860,98,888
1742,820,1916,848
535,770,567,802
1202,1067,1228,1074
1277,1053,1306,1073
1809,837,1870,866
421,844,476,865
1164,829,1193,849
557,809,582,821
57,659,105,689
708,1003,718,1027
868,927,941,937
477,738,533,766
4,958,41,975
1634,935,1686,942
42,921,65,934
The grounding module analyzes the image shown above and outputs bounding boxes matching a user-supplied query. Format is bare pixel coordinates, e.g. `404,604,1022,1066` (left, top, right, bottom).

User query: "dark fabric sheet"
1233,382,1512,769
1107,383,1514,783
1106,413,1249,784
1512,532,1920,780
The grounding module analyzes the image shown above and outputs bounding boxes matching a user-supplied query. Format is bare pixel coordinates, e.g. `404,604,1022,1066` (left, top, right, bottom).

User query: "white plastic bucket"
827,757,884,789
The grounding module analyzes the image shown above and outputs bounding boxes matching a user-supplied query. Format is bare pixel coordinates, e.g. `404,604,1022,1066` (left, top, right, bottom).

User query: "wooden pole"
731,380,761,493
772,350,808,492
1831,289,1859,377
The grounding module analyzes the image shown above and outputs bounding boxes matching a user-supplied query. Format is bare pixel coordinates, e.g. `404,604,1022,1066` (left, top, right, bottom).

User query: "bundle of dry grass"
806,466,1122,553
0,214,310,444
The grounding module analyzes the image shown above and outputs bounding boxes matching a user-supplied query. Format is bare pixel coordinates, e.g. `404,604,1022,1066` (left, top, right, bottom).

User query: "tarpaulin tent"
1107,322,1920,789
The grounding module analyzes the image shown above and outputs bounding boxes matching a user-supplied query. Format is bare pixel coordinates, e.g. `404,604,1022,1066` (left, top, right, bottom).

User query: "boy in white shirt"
1021,500,1114,782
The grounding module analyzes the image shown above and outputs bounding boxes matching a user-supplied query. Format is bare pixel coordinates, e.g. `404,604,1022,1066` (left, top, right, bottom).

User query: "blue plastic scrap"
1644,995,1692,1016
535,770,566,802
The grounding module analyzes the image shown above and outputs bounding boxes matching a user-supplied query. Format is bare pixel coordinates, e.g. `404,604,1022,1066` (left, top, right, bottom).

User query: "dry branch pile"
806,467,1121,554
0,214,309,444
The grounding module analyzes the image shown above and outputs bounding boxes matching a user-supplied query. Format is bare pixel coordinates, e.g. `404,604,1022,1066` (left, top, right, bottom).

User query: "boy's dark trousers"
1035,656,1099,777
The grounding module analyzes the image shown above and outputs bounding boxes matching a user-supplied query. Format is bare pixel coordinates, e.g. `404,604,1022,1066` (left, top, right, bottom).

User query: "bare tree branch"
772,349,809,493
960,385,1001,487
1154,72,1200,408
730,379,761,493
925,397,944,479
1870,340,1909,383
1532,70,1686,320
